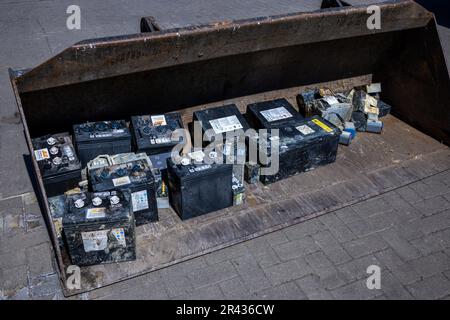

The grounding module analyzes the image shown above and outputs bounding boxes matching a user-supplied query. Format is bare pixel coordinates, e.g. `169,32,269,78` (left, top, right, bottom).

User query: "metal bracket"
140,16,162,33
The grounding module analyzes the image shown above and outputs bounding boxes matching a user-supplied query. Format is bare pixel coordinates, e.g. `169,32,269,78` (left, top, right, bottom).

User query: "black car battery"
246,98,304,129
253,116,341,184
191,104,250,146
89,159,158,226
73,120,132,166
32,132,82,197
62,190,136,266
167,151,233,220
131,112,184,155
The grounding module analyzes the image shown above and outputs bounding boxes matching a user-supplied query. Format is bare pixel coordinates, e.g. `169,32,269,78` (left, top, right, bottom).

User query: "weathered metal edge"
8,68,68,290
15,0,432,93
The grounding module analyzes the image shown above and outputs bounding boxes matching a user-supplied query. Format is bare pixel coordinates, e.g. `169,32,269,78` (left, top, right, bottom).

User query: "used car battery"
89,159,158,226
62,189,136,266
131,112,184,155
87,152,169,209
73,120,132,166
245,98,304,129
192,104,250,145
32,132,82,197
254,116,341,184
167,151,233,220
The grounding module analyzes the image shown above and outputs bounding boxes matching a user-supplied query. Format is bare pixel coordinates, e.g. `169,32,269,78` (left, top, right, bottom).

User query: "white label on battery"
34,148,50,161
296,125,315,135
209,115,243,134
86,207,106,219
151,115,167,126
323,96,339,105
260,107,292,122
188,150,205,160
81,230,108,252
131,190,149,212
111,228,126,247
112,176,131,187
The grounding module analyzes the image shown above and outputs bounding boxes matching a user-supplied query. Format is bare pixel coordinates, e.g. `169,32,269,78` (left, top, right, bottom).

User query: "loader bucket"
9,0,450,294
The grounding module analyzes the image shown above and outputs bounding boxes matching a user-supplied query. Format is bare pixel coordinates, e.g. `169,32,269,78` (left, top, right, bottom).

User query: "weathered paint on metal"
15,0,431,93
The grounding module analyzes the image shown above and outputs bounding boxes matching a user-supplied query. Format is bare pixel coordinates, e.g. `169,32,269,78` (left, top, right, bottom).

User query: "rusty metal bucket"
9,0,450,294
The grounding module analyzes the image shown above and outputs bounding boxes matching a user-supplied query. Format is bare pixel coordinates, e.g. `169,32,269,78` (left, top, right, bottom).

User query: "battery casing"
62,190,136,266
192,104,250,144
255,116,341,184
167,155,233,220
73,120,132,166
246,98,303,129
32,132,82,197
131,112,184,155
89,159,158,226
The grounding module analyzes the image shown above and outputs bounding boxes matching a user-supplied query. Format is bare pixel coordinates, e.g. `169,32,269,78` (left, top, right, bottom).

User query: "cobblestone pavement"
2,172,450,300
1,0,450,300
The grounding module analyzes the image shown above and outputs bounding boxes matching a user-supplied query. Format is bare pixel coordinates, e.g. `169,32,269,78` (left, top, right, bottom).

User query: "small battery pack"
366,113,384,134
131,112,184,155
32,132,82,197
63,189,136,266
89,159,158,226
246,98,303,129
343,122,356,142
339,131,353,146
73,120,132,167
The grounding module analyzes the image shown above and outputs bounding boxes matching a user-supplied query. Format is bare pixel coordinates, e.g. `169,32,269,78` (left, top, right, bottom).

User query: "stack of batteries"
30,82,392,267
296,84,391,146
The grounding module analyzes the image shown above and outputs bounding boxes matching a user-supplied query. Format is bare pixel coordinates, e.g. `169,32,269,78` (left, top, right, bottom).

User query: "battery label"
111,228,126,247
34,148,50,161
296,125,315,135
311,119,333,133
112,176,131,187
86,207,106,219
81,230,108,252
209,115,243,134
151,115,167,126
260,107,292,122
131,190,149,212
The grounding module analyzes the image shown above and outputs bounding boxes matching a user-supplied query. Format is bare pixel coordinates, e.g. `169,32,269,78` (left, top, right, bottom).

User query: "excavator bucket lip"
12,0,433,93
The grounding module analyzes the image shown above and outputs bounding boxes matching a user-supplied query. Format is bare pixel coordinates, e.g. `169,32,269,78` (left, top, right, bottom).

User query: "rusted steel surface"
15,0,431,93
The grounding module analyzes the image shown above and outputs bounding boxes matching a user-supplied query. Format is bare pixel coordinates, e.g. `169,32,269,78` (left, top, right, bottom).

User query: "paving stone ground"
1,0,450,300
